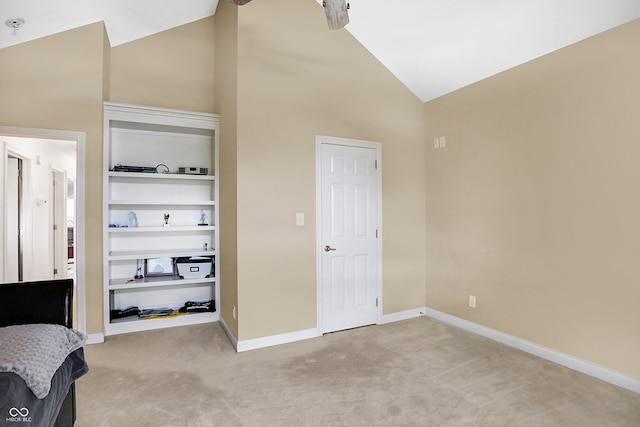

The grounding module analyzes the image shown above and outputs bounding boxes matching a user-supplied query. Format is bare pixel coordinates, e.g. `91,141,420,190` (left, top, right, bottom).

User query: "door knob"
324,245,337,252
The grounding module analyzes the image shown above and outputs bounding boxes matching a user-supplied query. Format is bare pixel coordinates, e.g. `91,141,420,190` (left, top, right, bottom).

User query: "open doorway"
1,127,86,333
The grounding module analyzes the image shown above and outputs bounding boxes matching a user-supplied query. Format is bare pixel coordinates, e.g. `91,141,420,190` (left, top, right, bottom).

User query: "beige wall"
424,19,640,378
235,0,426,340
4,3,633,381
0,18,217,334
214,0,240,338
0,4,426,343
110,17,215,112
0,23,108,334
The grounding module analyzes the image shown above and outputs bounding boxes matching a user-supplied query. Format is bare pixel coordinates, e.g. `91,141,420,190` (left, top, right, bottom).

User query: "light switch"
439,136,446,147
296,213,304,226
433,137,440,148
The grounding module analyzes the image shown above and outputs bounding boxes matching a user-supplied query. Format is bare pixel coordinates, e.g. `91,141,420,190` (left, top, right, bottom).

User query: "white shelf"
108,171,215,181
103,102,220,336
105,311,218,335
109,276,214,290
108,248,215,260
108,225,215,233
108,200,215,206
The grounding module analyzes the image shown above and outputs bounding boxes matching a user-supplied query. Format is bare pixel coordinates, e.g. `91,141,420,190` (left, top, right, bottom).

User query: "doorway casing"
0,126,87,334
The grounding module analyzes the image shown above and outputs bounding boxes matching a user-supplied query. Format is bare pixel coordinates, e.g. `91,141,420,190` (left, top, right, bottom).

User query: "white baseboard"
231,308,424,352
379,307,426,324
423,307,640,395
218,315,238,350
86,332,104,345
236,327,321,353
90,308,639,394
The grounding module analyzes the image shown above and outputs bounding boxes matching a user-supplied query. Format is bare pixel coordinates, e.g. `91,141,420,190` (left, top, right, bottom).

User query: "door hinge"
376,298,378,307
376,229,378,238
374,160,378,169
53,224,57,230
53,268,58,275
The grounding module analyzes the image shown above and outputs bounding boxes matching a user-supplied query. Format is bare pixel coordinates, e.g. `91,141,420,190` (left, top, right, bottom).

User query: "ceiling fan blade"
231,0,253,5
323,0,349,30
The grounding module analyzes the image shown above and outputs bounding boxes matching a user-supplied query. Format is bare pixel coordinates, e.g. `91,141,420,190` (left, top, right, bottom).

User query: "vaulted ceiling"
2,0,639,102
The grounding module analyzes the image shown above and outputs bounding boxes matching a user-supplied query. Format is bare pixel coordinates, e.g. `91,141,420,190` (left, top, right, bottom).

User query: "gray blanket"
0,324,87,399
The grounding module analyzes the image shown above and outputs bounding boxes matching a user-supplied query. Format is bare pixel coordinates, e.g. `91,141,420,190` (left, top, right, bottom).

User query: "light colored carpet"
76,317,639,426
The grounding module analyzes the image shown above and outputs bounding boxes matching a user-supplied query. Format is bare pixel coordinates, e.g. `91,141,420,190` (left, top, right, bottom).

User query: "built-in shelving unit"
103,102,220,335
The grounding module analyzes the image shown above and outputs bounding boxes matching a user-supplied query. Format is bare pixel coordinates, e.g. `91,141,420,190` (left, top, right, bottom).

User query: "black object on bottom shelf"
138,308,175,318
179,300,215,313
110,300,216,322
110,306,140,320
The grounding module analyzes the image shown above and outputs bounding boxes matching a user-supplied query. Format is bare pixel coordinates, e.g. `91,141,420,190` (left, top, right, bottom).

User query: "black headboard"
0,278,74,328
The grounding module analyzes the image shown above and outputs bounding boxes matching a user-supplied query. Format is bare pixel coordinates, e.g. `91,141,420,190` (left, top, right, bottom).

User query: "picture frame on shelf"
144,257,175,277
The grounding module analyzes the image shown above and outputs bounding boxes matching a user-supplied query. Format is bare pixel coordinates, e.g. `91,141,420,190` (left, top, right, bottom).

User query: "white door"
318,139,380,333
6,157,20,282
52,169,67,278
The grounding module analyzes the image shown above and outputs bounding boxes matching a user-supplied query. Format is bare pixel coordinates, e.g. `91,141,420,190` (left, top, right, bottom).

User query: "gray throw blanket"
0,324,87,399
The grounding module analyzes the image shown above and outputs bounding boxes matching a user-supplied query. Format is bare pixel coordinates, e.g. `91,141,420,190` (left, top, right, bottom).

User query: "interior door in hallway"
5,156,21,282
52,169,67,278
319,140,379,333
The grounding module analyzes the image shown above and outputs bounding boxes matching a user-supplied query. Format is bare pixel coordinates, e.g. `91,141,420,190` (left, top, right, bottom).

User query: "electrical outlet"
469,295,476,308
232,305,237,319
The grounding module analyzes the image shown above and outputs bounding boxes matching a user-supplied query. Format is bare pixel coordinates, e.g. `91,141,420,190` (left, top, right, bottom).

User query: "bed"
0,278,88,427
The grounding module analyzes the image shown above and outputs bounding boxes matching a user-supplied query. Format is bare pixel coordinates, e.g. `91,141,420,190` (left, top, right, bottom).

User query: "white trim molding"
228,307,422,353
0,126,87,335
236,327,321,353
423,307,640,395
218,315,238,350
379,308,425,325
86,333,105,345
204,316,320,353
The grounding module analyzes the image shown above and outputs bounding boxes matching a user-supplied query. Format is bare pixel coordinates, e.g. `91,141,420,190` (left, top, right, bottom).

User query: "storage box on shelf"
103,102,220,335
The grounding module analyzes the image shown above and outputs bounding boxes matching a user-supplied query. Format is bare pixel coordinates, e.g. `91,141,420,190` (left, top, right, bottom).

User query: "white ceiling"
2,0,639,102
1,0,219,48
